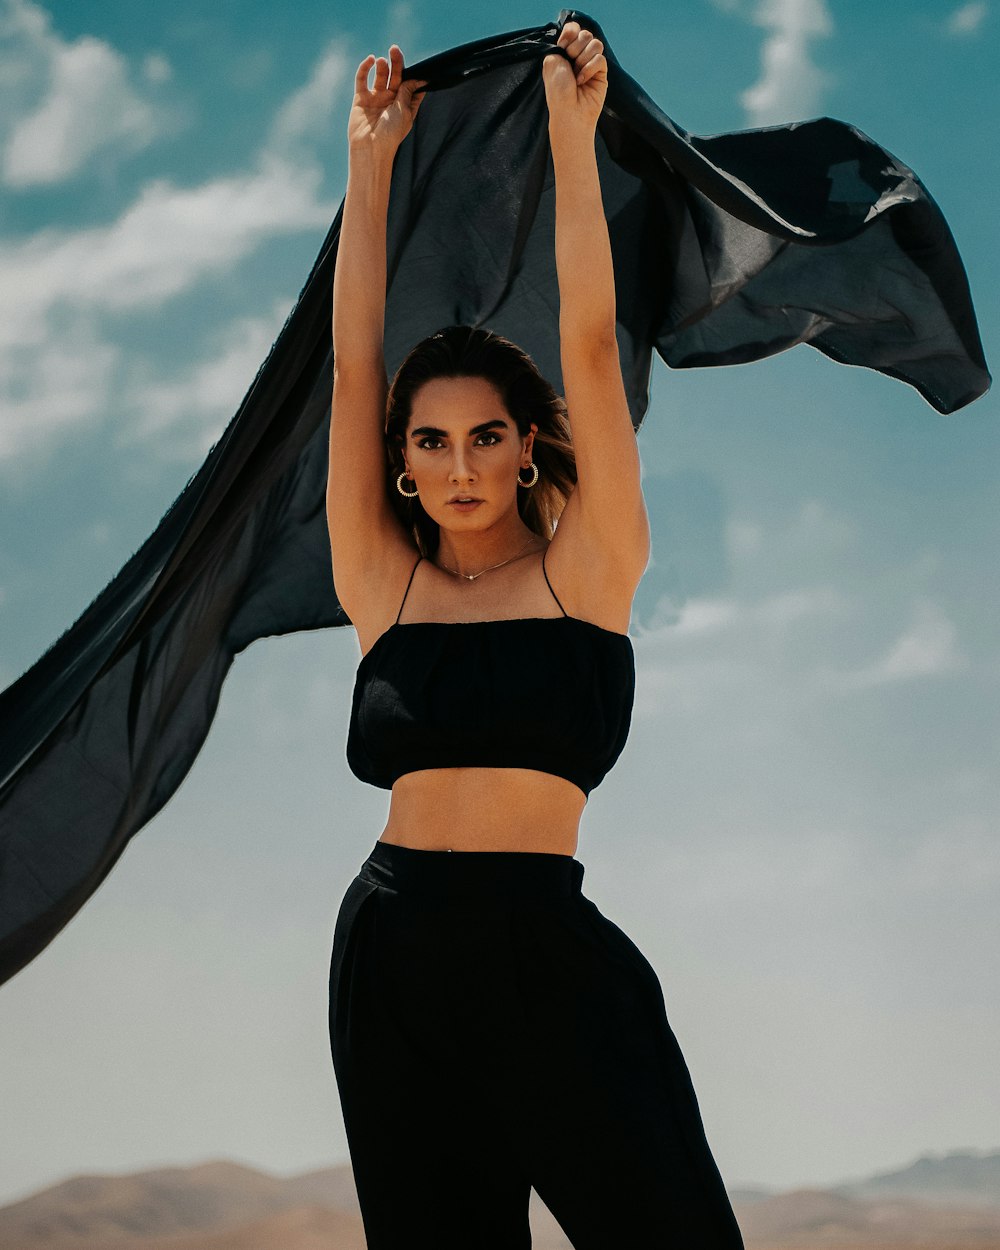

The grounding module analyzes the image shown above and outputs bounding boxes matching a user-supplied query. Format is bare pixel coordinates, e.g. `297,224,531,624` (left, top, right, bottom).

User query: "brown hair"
384,325,577,557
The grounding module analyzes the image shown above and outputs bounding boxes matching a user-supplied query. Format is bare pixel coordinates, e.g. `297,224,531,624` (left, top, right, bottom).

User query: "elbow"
559,320,618,358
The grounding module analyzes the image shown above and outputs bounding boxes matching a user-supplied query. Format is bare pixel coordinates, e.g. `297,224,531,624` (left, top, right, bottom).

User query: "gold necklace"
435,536,538,581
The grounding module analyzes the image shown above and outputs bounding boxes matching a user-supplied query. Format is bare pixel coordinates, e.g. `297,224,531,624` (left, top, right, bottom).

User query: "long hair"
384,325,577,558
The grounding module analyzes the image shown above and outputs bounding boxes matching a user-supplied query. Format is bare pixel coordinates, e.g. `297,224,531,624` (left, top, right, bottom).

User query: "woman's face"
402,376,536,531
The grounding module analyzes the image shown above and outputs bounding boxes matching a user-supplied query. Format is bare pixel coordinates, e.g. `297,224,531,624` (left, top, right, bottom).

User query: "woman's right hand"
348,45,427,156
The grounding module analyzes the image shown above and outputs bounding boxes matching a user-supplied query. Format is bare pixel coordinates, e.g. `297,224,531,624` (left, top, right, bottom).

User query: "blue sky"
1,0,998,1210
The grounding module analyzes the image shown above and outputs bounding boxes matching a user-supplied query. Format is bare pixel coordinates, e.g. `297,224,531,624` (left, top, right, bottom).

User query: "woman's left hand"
542,20,608,133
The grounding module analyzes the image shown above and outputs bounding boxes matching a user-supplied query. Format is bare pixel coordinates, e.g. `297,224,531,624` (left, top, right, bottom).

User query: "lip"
447,499,483,511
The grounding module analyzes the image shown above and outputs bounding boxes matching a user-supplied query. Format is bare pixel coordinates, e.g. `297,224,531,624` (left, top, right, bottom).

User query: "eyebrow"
409,419,508,438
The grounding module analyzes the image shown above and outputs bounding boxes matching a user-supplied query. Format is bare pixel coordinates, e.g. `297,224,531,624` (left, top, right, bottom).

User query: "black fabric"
346,549,635,797
347,619,635,797
0,7,990,987
330,838,746,1248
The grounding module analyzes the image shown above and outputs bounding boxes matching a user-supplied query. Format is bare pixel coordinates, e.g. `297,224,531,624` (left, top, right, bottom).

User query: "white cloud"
118,300,294,458
739,0,835,127
0,316,119,460
945,1,989,35
728,518,765,556
632,580,853,721
384,1,420,58
0,0,172,188
672,597,742,636
635,499,860,642
142,53,173,85
265,40,349,158
833,598,967,690
0,163,334,459
753,584,846,625
729,498,859,566
638,498,973,713
0,32,348,462
1,162,333,332
668,583,848,639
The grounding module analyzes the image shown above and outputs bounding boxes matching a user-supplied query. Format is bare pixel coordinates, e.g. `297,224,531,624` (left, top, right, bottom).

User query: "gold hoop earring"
517,463,539,488
396,471,419,498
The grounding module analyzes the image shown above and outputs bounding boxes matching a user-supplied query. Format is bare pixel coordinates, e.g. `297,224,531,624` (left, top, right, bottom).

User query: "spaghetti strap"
395,555,422,624
542,547,568,617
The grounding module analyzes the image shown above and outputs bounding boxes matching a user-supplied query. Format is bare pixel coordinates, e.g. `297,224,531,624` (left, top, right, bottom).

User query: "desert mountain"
1,1151,997,1249
833,1149,1000,1208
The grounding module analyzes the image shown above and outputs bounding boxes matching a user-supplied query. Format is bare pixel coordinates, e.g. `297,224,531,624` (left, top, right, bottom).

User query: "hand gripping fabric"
0,7,990,986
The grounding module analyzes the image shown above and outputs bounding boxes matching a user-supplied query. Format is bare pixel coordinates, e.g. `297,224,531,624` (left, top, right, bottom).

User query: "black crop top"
346,551,635,798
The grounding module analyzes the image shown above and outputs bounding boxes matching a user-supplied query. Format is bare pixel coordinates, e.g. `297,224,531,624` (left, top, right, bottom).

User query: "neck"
435,514,541,577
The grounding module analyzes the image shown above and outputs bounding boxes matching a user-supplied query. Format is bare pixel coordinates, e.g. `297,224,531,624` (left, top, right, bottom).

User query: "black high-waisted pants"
329,839,745,1249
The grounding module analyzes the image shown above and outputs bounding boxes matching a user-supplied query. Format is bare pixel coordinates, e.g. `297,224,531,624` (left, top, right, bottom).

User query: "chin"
436,512,490,529
433,501,496,526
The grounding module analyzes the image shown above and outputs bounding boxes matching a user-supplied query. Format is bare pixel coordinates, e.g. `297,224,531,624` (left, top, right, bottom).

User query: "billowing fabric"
0,7,990,986
330,838,746,1248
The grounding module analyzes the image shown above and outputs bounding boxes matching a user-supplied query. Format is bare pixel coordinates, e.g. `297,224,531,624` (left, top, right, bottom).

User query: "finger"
576,39,605,73
542,50,566,78
374,54,390,94
401,77,427,105
581,37,604,61
355,54,375,96
388,44,403,93
578,55,605,86
564,25,592,56
557,20,579,47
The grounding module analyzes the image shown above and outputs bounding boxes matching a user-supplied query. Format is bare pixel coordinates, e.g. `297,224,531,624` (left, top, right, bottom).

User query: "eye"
416,435,443,449
476,432,502,446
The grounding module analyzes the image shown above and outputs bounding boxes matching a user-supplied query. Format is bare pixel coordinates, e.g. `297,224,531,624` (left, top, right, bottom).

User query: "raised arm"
542,23,650,616
327,48,426,632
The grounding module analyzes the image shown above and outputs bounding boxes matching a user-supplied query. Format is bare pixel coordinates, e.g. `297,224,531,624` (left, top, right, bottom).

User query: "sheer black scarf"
0,8,989,985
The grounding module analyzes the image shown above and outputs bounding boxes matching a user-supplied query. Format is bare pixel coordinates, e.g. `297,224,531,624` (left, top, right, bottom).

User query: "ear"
523,423,538,459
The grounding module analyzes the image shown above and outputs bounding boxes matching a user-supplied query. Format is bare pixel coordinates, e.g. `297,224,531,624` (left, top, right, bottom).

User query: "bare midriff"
378,767,586,855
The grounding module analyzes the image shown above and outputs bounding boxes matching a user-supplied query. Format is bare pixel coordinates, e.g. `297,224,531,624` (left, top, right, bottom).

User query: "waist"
379,766,585,855
359,837,586,900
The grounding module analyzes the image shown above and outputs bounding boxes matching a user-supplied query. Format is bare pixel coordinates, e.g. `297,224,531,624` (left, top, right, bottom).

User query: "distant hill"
0,1160,350,1250
0,1163,570,1250
1,1150,998,1249
0,1162,369,1250
832,1149,1000,1209
737,1187,1000,1247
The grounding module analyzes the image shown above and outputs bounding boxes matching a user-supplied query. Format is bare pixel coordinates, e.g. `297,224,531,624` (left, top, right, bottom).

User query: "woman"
327,21,745,1250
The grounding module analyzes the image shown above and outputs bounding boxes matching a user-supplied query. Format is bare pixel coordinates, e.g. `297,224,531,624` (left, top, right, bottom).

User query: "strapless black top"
346,554,635,798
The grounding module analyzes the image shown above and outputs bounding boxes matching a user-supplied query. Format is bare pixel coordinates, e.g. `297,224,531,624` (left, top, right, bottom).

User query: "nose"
448,445,476,484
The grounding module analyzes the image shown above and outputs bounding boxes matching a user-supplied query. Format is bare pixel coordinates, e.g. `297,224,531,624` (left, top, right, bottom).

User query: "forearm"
551,132,617,345
333,146,394,373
